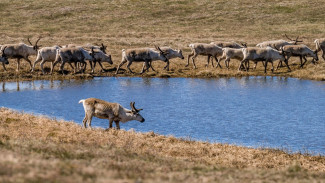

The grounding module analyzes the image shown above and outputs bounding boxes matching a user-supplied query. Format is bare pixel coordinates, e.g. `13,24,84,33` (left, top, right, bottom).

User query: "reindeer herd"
0,35,325,75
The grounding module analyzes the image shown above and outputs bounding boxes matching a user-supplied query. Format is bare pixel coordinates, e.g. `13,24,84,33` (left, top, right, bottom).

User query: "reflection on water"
0,76,324,155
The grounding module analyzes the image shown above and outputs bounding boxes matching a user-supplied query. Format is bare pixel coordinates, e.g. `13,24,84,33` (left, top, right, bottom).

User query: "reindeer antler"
130,102,142,112
27,37,33,46
35,37,42,46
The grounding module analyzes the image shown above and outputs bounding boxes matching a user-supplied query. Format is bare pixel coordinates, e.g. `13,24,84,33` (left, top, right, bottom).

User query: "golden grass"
0,0,325,80
0,108,325,182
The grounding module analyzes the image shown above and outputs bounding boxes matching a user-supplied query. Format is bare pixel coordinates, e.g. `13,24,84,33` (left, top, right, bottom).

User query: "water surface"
0,77,324,155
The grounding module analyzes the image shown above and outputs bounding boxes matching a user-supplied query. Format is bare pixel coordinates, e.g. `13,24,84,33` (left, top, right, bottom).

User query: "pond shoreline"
1,64,325,82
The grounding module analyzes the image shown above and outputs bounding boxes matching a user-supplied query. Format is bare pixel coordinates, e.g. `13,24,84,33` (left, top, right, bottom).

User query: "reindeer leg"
60,62,66,75
163,60,170,71
40,60,46,74
16,58,20,71
238,59,245,71
186,52,194,67
115,59,127,74
270,61,274,73
300,56,308,68
89,61,94,73
148,61,156,72
2,62,7,71
206,55,210,67
109,118,114,129
224,58,230,69
126,61,134,74
115,121,120,130
264,61,268,73
82,114,88,128
24,57,33,71
191,53,198,69
97,62,105,72
140,60,150,74
215,56,222,69
284,59,291,72
32,57,42,72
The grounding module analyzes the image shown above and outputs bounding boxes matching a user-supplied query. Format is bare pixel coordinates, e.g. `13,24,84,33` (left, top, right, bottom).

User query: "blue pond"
0,77,324,155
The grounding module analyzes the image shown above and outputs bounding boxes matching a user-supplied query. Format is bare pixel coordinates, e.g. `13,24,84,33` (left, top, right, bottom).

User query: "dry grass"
0,108,325,182
0,0,325,80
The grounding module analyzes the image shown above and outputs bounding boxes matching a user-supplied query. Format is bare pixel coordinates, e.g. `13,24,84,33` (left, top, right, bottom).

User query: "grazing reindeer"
145,47,184,71
89,48,113,73
79,98,145,129
115,46,169,74
0,46,9,71
277,45,318,70
1,38,41,71
239,47,290,73
314,38,325,61
187,43,223,69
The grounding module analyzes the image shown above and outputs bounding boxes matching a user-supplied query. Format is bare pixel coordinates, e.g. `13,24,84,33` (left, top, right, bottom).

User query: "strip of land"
1,0,325,81
0,108,324,182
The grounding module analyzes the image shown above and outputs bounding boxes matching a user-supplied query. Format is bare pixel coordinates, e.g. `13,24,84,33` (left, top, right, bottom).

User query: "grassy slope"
0,108,325,182
0,0,325,80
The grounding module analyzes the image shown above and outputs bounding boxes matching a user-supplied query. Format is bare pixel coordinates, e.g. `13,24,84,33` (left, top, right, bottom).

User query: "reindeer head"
129,102,145,123
0,46,9,65
178,49,184,59
28,37,42,51
284,34,303,45
313,49,319,62
241,42,247,48
155,46,169,62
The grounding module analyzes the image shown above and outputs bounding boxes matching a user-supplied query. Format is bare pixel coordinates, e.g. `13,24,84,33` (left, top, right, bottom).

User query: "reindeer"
52,47,95,74
115,46,169,74
277,45,318,70
256,34,303,48
210,41,247,49
89,48,113,73
314,38,325,61
186,43,223,69
1,38,41,71
219,47,244,69
256,35,303,67
31,45,69,74
144,47,184,72
65,43,107,53
0,46,9,71
239,47,291,73
79,98,145,129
